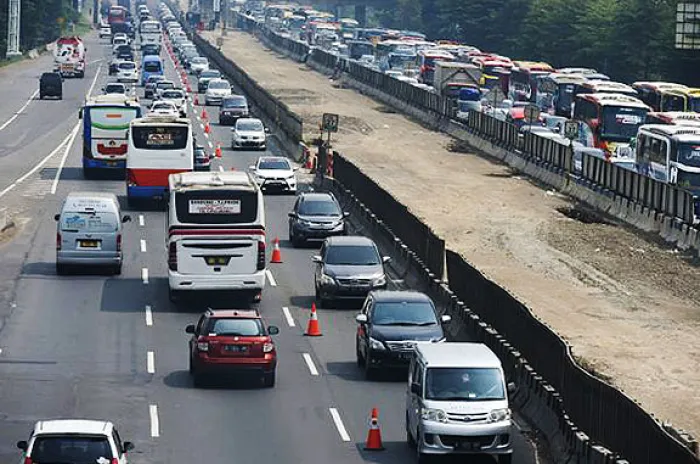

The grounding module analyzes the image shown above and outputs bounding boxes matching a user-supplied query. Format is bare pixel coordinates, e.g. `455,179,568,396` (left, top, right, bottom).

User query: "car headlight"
372,275,386,286
286,173,296,180
421,408,448,423
320,273,335,285
369,337,385,351
488,408,511,423
298,219,314,227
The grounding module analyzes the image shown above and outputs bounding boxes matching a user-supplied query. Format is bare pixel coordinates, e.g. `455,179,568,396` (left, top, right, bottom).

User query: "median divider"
165,4,700,462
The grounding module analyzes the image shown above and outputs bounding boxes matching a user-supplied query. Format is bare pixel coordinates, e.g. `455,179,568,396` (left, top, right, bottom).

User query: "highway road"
0,22,543,464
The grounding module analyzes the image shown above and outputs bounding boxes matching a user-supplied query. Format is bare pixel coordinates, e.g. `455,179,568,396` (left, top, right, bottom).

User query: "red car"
186,309,280,387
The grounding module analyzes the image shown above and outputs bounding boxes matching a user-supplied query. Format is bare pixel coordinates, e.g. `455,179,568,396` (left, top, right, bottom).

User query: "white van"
167,171,267,303
406,343,515,464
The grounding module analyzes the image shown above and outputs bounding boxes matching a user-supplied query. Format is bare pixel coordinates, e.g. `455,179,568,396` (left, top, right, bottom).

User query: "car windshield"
372,301,437,326
209,318,263,336
30,436,113,464
192,57,207,64
237,121,263,132
298,198,340,216
209,81,230,89
258,159,290,170
157,82,175,90
224,98,247,108
60,212,118,232
119,62,136,69
201,71,220,78
325,244,380,265
105,85,124,93
162,91,183,99
153,103,174,110
426,367,506,401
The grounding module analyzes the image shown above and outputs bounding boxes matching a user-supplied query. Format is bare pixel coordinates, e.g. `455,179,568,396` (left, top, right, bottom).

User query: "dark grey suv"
288,192,348,247
312,236,389,307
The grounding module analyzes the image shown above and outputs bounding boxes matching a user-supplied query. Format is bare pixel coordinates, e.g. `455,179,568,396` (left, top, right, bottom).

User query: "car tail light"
111,459,119,464
197,341,209,352
257,240,266,271
56,232,61,250
24,458,32,464
263,342,275,353
168,242,177,271
116,234,122,252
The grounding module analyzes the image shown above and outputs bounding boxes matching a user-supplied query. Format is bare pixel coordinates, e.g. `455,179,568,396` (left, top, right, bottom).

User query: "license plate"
80,240,99,247
205,256,231,266
457,441,480,451
107,161,118,166
224,345,248,352
398,352,412,360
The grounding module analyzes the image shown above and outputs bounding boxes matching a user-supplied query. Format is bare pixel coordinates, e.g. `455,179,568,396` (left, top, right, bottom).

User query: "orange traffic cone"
204,121,211,134
201,108,208,119
364,408,384,451
304,303,323,336
186,83,192,93
270,237,282,263
215,143,222,158
194,94,199,105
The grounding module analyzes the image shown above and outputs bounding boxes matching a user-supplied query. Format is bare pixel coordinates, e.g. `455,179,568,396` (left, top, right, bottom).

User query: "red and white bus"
108,5,128,24
126,116,193,204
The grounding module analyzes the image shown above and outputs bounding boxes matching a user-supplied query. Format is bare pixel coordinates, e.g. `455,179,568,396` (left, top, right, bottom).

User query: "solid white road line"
139,214,145,227
145,305,153,327
328,408,351,442
142,268,149,284
149,404,160,438
203,132,210,139
0,125,77,199
86,65,103,99
147,351,155,374
0,89,40,133
140,239,147,253
302,353,319,376
265,269,277,287
50,123,82,194
281,306,295,327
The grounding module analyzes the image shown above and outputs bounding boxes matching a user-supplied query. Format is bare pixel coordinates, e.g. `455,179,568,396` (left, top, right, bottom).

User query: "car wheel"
498,455,512,464
356,340,365,367
83,167,94,179
58,94,63,100
262,371,276,388
406,414,416,447
192,372,206,388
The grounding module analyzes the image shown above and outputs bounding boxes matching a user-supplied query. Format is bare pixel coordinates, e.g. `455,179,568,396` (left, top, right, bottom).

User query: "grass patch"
0,55,26,68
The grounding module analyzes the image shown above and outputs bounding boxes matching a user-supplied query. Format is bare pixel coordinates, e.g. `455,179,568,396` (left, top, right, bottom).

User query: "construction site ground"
201,28,700,438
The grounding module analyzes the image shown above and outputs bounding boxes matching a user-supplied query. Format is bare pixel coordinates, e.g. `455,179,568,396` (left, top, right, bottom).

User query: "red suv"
186,309,280,387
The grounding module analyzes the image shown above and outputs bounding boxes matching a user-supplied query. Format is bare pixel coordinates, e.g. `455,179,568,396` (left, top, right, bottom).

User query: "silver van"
406,343,515,464
55,192,131,275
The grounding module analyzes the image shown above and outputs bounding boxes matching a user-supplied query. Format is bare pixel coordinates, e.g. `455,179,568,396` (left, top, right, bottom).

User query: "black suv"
355,291,451,378
39,72,63,100
288,192,348,246
219,95,250,125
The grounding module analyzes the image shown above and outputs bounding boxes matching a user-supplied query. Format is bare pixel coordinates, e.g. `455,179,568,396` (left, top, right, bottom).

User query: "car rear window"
61,212,118,232
207,318,263,336
224,98,247,108
258,159,290,170
144,61,162,72
30,436,114,462
174,189,259,224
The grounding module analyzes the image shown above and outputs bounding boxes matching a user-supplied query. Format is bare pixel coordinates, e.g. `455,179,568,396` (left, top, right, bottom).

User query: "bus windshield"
677,143,700,168
144,61,162,72
132,126,189,150
664,94,687,112
676,170,700,189
600,107,647,142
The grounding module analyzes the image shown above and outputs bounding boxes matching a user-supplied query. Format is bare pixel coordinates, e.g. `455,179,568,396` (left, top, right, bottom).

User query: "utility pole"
6,0,22,58
93,0,99,25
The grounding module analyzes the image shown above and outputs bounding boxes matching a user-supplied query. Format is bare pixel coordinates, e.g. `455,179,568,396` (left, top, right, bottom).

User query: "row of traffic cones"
270,236,384,449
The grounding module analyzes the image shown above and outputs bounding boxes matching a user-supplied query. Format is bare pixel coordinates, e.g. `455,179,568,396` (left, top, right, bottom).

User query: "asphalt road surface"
0,24,543,464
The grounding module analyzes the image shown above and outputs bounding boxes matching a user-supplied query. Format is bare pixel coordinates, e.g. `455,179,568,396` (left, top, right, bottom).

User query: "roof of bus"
86,94,139,106
512,61,554,71
131,115,190,125
544,73,587,84
557,67,598,74
580,80,636,92
419,49,455,58
640,124,700,138
578,92,649,108
142,54,162,61
631,81,689,91
169,171,257,191
647,111,700,123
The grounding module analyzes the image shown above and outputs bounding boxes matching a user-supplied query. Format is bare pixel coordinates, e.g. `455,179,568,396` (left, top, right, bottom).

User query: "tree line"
0,0,84,58
371,0,700,86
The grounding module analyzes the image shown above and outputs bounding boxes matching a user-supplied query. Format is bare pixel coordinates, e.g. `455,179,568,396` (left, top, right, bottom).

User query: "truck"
54,36,86,78
433,61,482,98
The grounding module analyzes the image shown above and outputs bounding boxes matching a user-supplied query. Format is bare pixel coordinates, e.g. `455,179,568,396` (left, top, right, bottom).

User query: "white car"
16,419,135,464
116,61,138,83
204,78,232,106
103,82,128,95
112,33,129,45
160,88,187,117
148,100,179,117
99,26,112,39
112,38,128,54
189,57,209,75
154,80,176,99
249,156,298,193
232,118,267,150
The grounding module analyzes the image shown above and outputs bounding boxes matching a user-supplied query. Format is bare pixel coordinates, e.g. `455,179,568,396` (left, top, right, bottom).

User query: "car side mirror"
122,215,132,223
122,441,135,452
382,256,391,263
293,167,299,172
355,313,368,324
264,127,270,133
343,212,350,217
248,165,255,170
288,212,296,218
311,255,322,263
185,324,195,334
507,381,517,394
54,214,60,221
440,315,452,324
268,325,280,335
410,382,421,395
17,441,28,451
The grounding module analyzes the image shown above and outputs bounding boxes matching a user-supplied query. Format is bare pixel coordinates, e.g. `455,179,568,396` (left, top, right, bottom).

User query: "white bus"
139,19,162,50
167,171,267,303
126,116,193,204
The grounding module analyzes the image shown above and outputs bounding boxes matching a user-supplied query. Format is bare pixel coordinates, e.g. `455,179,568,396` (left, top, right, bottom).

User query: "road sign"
523,105,540,123
564,120,578,139
322,113,339,133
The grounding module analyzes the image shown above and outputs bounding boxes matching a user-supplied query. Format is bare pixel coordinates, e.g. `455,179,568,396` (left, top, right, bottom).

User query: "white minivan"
167,171,267,303
406,343,515,464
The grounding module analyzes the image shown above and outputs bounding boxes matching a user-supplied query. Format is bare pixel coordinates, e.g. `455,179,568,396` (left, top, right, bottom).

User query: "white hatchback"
116,61,138,83
249,156,298,194
148,100,180,117
232,118,268,150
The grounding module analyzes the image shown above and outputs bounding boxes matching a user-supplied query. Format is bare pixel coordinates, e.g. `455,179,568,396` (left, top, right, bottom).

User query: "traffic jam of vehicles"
18,2,518,464
259,3,700,200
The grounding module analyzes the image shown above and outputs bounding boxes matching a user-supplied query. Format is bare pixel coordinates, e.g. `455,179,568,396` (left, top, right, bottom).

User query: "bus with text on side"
635,124,700,218
80,94,142,179
507,61,555,104
139,19,162,51
537,73,587,117
126,116,193,205
417,49,455,86
631,82,690,112
572,93,650,163
141,54,163,86
645,111,700,126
